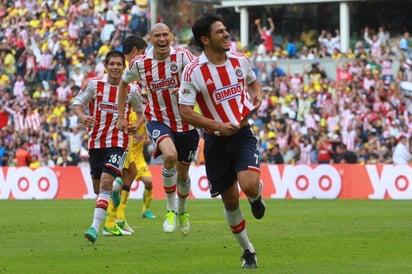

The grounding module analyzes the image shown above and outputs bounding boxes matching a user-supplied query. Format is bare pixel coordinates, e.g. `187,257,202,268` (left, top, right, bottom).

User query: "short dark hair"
192,13,224,50
104,50,125,66
122,35,147,55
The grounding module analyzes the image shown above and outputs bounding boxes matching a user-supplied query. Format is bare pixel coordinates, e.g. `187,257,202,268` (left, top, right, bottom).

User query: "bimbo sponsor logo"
99,102,117,113
214,84,241,103
150,78,176,90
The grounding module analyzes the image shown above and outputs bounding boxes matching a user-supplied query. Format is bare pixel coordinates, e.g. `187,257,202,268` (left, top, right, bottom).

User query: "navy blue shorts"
88,147,127,180
204,125,260,197
146,121,199,163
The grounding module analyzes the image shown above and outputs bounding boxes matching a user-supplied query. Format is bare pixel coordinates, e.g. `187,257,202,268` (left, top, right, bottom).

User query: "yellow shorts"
123,149,152,179
135,158,152,179
123,149,135,170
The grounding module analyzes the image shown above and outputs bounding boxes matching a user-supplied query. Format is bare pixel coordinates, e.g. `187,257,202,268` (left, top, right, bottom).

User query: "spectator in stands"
300,23,318,48
255,17,275,54
267,143,284,164
392,135,411,164
12,74,26,101
363,27,384,59
255,62,271,87
55,80,72,104
378,25,390,47
41,153,56,167
29,154,41,168
318,29,340,56
53,55,68,86
317,132,332,164
332,143,358,163
1,49,16,82
61,125,85,165
14,138,31,167
398,31,410,58
270,62,286,92
285,35,297,58
38,48,54,84
56,147,76,166
70,66,85,89
0,69,11,92
299,46,315,60
0,137,8,166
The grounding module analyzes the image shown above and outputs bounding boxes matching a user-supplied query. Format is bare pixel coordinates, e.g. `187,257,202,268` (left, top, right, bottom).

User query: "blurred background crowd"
1,0,412,168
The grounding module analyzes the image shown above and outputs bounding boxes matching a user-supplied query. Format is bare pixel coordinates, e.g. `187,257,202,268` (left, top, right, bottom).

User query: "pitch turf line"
0,199,411,273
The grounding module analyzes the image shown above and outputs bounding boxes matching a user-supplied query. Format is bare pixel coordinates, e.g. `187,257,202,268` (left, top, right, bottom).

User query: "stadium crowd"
1,0,412,167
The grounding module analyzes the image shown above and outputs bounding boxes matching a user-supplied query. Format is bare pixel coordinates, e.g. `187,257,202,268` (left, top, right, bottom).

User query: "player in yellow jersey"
127,92,156,220
103,35,155,236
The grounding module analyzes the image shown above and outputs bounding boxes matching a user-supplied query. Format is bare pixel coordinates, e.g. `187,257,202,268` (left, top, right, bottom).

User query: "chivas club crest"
235,67,243,78
170,62,178,72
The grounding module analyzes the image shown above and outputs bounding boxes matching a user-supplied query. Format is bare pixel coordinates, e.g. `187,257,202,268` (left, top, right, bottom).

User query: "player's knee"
162,152,177,166
143,180,153,189
239,180,260,198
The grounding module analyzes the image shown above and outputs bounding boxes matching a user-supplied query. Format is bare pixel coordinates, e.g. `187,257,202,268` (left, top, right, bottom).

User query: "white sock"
224,207,255,252
91,190,110,231
177,179,190,214
162,167,177,212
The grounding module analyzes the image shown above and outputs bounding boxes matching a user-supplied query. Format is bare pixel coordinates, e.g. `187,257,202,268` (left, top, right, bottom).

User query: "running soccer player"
103,35,156,236
72,50,144,243
178,13,265,268
116,23,199,235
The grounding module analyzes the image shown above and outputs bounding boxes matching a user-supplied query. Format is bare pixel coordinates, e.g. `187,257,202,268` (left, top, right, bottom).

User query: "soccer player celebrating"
72,50,144,243
178,13,265,268
103,35,156,236
116,24,199,235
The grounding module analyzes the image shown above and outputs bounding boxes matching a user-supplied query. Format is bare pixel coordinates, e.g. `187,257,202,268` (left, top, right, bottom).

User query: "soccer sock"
104,198,117,229
248,181,263,203
116,185,130,221
162,167,177,212
91,190,111,232
142,188,153,212
177,179,190,214
224,206,255,253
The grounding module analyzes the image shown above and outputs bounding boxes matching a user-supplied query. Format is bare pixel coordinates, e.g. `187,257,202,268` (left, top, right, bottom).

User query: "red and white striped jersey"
12,110,25,132
123,46,195,132
38,52,53,70
72,75,142,149
25,111,41,131
13,80,25,100
29,141,42,159
56,85,72,103
68,22,81,40
179,51,256,126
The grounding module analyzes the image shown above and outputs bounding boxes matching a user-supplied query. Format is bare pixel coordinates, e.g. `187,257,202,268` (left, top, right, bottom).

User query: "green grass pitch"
0,199,411,273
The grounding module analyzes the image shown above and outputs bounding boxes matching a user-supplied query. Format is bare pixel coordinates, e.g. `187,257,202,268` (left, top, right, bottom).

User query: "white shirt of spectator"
318,34,340,55
392,140,411,164
62,127,84,154
56,83,72,103
100,22,115,43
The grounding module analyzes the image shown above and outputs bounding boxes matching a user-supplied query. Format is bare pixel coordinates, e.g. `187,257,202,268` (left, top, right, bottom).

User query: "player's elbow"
179,105,192,122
